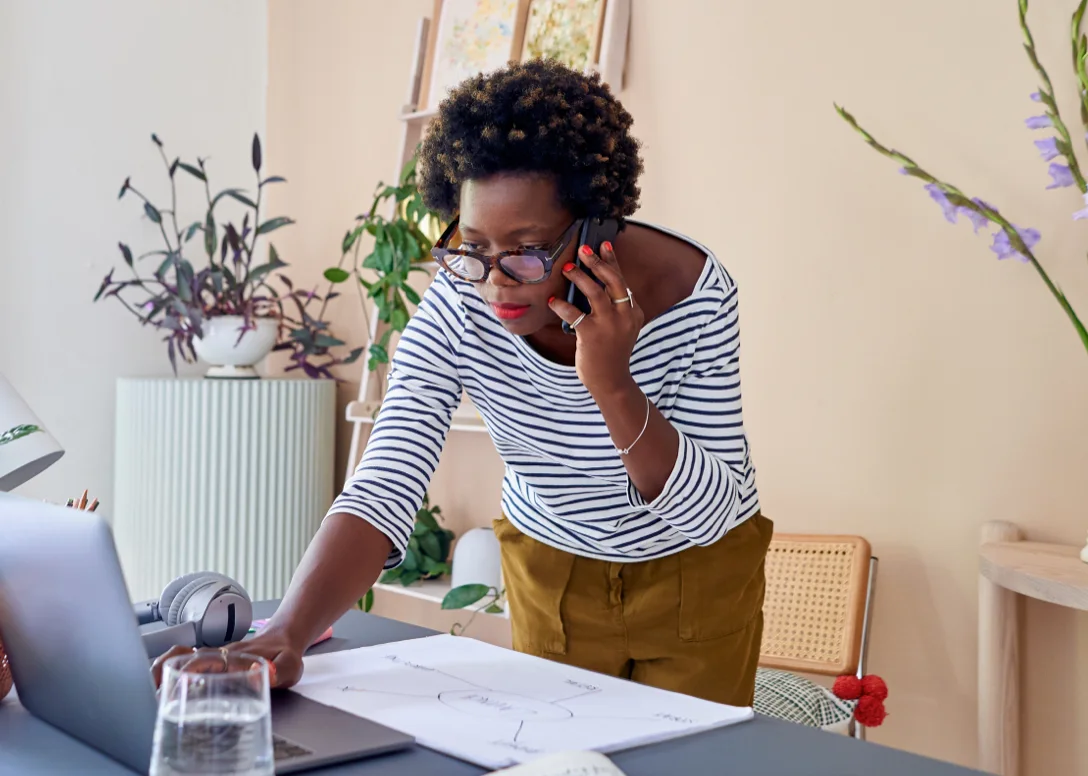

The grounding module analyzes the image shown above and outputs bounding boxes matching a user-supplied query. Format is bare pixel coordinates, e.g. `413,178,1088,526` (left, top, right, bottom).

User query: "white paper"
488,750,626,775
292,635,752,770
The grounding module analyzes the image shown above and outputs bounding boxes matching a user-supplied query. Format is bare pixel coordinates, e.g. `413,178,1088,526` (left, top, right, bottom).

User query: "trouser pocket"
493,517,577,655
678,514,773,642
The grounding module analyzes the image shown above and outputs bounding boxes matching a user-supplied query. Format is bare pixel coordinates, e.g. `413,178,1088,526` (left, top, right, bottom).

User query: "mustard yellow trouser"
493,514,773,707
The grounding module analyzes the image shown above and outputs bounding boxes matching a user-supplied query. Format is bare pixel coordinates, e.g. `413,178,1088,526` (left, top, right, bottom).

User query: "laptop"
0,494,414,774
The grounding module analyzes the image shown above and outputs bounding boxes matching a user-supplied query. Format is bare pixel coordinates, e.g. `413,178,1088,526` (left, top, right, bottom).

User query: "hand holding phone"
563,218,620,335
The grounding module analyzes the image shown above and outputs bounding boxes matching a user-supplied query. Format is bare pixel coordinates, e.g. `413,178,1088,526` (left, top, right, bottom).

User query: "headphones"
133,572,253,659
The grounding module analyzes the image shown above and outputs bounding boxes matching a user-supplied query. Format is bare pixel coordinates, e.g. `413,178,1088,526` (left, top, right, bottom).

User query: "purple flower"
1031,91,1043,102
925,183,958,223
1046,162,1075,189
989,226,1040,263
1073,192,1088,220
959,200,990,233
1034,137,1061,161
1025,115,1053,129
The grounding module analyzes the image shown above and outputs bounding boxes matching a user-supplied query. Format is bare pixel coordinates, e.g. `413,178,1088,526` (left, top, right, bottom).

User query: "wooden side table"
978,521,1088,776
112,378,336,602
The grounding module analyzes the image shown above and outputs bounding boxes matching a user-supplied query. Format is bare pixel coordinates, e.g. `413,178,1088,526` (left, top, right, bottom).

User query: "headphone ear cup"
166,575,225,627
158,572,213,622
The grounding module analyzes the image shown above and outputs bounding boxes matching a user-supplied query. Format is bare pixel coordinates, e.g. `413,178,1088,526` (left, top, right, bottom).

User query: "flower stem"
835,104,1088,356
1021,0,1088,192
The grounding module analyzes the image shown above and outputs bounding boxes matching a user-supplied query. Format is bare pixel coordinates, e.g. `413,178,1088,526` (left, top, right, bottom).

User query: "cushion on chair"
754,668,855,732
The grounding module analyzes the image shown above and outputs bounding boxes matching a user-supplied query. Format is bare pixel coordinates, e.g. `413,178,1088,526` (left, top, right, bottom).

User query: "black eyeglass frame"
431,216,583,284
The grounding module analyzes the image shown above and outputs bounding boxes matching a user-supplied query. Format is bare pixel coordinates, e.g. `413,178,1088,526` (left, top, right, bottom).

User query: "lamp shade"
0,375,63,492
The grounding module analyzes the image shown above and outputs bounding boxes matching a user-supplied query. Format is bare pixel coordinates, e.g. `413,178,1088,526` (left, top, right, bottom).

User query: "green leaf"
324,267,350,283
379,567,402,583
390,307,409,332
402,543,420,572
369,343,389,364
144,202,162,224
252,132,262,172
256,216,295,236
119,242,133,267
260,175,287,186
224,190,258,209
399,569,423,586
314,334,344,348
419,531,442,561
360,589,374,612
183,221,202,242
484,604,504,614
421,555,443,576
204,211,217,258
402,285,422,306
177,162,206,182
441,584,491,610
415,508,440,532
437,530,452,563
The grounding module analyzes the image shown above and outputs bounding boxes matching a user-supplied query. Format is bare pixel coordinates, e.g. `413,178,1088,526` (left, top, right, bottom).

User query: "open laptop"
0,494,414,774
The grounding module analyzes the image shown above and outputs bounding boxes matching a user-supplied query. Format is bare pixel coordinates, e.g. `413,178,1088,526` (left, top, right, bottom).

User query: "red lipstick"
491,302,530,320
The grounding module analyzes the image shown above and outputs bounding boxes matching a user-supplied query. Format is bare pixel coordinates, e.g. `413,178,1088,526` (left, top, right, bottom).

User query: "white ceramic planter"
192,316,278,379
451,527,503,593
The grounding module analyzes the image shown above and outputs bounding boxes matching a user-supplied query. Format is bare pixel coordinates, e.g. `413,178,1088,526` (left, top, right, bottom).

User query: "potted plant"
96,133,361,379
322,151,445,379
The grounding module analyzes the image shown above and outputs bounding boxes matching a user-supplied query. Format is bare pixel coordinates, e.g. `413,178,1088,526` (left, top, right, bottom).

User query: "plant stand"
112,378,335,602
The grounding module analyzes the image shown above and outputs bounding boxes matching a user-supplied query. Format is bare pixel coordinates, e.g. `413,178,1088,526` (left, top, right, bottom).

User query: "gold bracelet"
615,393,650,456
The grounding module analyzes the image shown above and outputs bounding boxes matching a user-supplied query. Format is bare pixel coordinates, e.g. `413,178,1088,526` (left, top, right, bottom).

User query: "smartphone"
562,217,620,335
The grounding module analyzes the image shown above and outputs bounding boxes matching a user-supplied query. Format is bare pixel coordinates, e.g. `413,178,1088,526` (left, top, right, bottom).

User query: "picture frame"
417,0,533,113
519,0,608,75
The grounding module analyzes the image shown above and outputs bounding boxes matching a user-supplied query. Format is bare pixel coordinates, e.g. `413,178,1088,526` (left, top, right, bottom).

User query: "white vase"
451,527,503,592
192,316,278,379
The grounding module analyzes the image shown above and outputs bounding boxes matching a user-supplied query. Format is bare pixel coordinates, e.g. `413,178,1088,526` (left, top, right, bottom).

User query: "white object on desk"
488,750,626,775
291,634,752,771
112,378,335,601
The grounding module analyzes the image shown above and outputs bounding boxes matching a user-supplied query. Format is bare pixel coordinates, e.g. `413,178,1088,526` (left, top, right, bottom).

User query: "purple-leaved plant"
95,133,361,376
835,0,1088,356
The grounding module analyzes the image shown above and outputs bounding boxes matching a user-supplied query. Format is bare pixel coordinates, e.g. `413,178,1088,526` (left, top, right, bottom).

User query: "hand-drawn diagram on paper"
291,635,752,769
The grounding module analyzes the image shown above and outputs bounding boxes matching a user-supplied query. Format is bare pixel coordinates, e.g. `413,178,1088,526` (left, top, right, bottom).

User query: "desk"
978,521,1088,776
0,602,986,776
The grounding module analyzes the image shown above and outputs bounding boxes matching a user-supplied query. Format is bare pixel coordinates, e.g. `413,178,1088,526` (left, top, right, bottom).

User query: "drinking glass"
151,650,273,776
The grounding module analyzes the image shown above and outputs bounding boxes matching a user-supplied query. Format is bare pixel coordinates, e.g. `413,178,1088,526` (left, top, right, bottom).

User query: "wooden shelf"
374,578,508,619
399,107,438,124
979,539,1088,611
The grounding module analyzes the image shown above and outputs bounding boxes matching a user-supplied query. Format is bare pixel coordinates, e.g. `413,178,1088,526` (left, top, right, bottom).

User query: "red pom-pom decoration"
832,675,863,701
861,674,888,701
854,695,888,727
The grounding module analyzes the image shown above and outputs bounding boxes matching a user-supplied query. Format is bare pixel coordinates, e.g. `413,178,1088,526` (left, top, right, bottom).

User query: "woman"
156,59,770,706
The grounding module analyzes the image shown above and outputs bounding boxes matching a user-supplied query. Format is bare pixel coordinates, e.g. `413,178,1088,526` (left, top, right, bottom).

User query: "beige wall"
266,0,1088,771
0,0,268,507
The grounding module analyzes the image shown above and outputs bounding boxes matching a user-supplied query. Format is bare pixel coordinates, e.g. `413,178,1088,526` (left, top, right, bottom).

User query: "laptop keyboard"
273,734,314,762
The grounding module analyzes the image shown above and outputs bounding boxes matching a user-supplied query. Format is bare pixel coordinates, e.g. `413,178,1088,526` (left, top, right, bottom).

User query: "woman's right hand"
150,629,306,690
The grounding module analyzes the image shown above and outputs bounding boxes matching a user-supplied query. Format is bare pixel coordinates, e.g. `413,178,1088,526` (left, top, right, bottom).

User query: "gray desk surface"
0,601,986,776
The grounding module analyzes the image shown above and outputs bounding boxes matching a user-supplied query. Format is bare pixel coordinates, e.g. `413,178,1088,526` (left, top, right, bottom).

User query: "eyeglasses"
431,217,582,284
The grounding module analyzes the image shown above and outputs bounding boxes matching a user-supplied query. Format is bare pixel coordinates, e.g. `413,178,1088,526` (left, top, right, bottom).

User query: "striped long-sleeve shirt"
328,221,760,568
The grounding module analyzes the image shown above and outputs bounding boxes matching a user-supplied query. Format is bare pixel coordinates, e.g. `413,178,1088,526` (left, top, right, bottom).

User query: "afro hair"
418,58,643,223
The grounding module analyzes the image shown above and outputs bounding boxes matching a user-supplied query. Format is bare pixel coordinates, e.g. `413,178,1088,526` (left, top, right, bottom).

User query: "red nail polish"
579,245,593,256
602,241,613,252
563,262,576,272
548,296,556,304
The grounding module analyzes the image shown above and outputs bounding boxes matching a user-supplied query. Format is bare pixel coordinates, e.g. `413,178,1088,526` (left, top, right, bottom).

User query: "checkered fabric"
754,668,855,730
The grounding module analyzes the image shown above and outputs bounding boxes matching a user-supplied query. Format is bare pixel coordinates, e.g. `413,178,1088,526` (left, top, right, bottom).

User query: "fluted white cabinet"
112,378,335,601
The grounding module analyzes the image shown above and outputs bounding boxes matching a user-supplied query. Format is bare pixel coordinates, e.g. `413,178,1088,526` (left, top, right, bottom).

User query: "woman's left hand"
549,241,645,397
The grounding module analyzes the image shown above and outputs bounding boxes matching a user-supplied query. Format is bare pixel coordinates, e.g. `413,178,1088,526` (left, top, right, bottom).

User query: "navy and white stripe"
329,221,760,568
